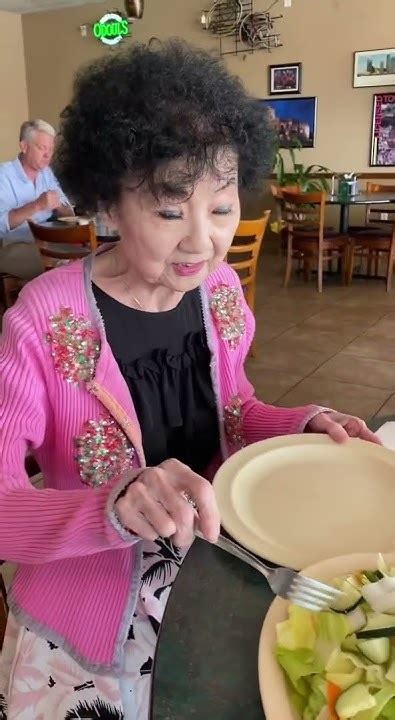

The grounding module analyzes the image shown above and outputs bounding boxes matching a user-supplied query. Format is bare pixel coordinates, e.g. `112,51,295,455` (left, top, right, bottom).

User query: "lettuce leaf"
276,605,316,651
354,684,395,720
314,611,350,665
276,646,323,694
302,676,326,720
379,699,395,719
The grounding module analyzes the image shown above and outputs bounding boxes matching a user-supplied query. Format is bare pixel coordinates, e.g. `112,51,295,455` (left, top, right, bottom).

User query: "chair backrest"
0,572,7,651
227,211,271,289
270,185,300,234
282,190,326,247
28,221,97,270
365,182,395,227
270,184,299,199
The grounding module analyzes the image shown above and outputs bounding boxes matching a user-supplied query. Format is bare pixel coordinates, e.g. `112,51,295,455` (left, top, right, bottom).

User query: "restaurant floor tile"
247,250,395,421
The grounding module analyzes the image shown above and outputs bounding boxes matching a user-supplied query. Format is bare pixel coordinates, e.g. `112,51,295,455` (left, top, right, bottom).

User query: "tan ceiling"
0,0,100,12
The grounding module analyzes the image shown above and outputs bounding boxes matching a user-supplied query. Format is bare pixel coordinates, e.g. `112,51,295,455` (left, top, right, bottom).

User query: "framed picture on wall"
354,49,395,88
261,96,317,148
370,92,395,166
268,63,302,95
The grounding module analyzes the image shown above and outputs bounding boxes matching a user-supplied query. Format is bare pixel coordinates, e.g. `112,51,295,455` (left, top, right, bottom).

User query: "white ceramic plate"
259,552,395,720
57,216,90,225
213,434,395,568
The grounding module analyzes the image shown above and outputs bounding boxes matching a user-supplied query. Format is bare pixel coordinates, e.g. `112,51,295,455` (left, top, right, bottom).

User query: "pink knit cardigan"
0,255,321,674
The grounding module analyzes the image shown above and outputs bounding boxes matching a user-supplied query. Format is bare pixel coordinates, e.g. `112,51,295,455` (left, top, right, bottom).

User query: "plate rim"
213,434,395,567
57,216,90,224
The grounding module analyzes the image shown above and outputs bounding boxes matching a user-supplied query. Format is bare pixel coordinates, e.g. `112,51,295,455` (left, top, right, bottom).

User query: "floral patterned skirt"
0,539,187,720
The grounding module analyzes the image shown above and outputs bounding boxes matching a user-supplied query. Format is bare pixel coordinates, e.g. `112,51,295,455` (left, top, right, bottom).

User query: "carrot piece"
327,681,341,720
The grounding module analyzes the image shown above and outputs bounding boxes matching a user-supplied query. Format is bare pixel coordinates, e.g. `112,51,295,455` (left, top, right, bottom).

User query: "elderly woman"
0,41,377,719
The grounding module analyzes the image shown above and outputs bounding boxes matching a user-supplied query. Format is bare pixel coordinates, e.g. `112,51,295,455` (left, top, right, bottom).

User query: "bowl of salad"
259,552,395,720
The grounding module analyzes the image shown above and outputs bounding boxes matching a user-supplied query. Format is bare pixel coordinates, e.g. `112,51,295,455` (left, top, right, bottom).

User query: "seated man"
0,119,72,280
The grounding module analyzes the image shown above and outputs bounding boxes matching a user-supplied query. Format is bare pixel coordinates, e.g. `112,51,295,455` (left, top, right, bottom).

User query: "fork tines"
289,574,343,611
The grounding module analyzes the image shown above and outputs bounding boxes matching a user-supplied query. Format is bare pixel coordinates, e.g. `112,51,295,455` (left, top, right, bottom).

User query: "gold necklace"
122,278,144,310
113,250,145,310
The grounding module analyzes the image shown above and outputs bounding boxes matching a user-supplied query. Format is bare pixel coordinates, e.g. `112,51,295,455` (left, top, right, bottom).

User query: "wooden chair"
270,185,337,268
282,190,349,293
0,273,22,310
270,185,297,251
28,221,97,270
227,211,270,356
348,183,395,291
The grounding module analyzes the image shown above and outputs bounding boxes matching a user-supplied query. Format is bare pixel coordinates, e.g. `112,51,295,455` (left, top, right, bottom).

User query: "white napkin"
375,422,395,450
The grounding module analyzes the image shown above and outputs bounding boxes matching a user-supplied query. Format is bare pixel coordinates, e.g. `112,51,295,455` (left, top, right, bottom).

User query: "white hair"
19,119,56,143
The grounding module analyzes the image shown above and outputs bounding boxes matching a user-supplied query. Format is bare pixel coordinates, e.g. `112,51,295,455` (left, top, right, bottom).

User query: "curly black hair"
54,39,274,212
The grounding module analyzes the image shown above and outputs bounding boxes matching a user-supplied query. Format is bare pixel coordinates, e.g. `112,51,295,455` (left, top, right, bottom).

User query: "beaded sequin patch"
75,415,134,487
224,395,245,449
46,307,100,384
210,285,246,349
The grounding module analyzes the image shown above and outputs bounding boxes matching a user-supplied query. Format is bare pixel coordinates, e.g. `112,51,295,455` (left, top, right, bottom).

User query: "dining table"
150,416,391,720
326,192,395,235
38,217,120,243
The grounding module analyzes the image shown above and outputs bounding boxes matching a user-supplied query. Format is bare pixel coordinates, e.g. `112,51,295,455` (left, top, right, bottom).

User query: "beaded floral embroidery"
46,307,100,384
224,395,245,449
75,415,134,488
210,285,246,349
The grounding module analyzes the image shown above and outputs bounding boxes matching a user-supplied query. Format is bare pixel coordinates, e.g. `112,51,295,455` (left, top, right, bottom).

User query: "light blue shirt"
0,157,70,245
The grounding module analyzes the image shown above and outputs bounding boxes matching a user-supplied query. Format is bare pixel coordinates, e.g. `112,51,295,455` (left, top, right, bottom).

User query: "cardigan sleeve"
0,298,139,564
235,285,325,443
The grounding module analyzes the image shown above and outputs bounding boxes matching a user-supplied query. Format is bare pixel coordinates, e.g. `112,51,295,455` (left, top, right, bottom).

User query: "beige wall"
0,11,28,162
22,0,395,173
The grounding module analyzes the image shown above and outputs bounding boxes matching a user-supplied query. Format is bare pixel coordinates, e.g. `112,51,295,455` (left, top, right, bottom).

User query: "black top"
93,285,220,474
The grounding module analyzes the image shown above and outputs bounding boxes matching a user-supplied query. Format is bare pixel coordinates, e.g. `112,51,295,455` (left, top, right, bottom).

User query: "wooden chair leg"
346,242,355,285
303,257,312,283
367,252,373,276
341,248,348,285
317,251,323,293
284,251,293,287
386,251,394,292
374,251,380,277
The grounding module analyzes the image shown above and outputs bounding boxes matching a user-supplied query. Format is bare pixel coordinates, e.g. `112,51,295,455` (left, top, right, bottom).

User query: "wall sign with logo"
92,12,132,46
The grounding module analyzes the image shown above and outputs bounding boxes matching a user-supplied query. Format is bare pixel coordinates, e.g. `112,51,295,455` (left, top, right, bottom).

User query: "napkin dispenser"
336,172,359,198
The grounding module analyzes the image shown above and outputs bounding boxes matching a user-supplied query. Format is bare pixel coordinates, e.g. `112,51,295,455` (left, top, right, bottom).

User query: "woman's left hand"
306,411,382,444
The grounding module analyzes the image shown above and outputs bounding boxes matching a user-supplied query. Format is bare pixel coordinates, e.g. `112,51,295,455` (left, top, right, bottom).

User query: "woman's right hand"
115,458,220,547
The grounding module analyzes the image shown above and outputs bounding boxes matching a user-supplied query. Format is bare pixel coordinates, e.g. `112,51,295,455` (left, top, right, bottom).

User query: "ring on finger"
180,490,198,510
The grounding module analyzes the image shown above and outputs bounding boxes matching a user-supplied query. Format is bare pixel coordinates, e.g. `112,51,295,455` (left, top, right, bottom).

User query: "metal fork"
195,531,343,612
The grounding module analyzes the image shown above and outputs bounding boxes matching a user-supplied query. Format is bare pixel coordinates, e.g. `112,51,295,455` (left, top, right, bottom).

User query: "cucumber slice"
346,607,366,634
361,576,395,613
331,577,362,613
342,635,358,653
326,667,363,691
335,683,376,719
356,637,390,664
356,613,395,639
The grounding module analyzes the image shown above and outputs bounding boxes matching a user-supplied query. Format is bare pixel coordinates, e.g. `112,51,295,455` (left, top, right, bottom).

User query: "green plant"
274,143,331,192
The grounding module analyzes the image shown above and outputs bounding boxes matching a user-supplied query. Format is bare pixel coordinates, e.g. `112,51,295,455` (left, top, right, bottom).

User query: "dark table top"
36,219,119,243
151,417,390,720
326,192,395,206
